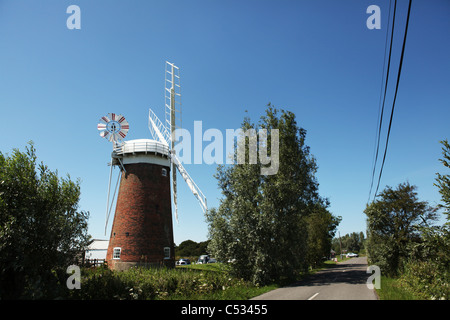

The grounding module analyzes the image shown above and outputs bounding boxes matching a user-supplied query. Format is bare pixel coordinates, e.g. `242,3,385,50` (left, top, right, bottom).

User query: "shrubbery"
68,265,251,300
0,143,90,299
399,260,449,300
367,140,450,299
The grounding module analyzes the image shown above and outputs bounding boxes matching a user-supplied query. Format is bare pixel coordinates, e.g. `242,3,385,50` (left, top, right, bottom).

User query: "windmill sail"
166,62,181,223
148,107,208,220
171,153,207,213
149,109,170,145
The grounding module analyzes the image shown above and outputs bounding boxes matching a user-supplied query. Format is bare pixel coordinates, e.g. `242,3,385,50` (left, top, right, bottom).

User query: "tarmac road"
251,257,378,300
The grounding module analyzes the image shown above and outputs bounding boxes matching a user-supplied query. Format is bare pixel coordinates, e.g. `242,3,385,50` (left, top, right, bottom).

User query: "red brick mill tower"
105,139,175,270
97,62,207,271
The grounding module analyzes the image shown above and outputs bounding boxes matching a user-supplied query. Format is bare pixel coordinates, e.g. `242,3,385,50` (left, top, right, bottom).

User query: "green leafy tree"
306,202,341,267
331,232,365,255
0,143,90,299
176,240,210,258
435,139,450,221
206,105,331,285
365,182,437,276
347,232,362,253
400,139,450,299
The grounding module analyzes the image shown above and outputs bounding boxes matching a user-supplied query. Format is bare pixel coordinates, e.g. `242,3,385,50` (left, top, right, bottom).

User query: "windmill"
97,61,207,270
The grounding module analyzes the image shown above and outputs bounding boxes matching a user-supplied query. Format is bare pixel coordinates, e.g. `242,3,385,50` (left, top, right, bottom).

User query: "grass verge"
69,263,278,300
375,276,421,300
175,263,279,299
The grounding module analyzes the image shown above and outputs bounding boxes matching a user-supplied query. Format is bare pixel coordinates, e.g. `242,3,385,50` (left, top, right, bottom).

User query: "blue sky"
1,0,449,245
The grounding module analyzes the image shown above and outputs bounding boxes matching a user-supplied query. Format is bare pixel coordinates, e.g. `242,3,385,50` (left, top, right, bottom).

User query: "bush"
0,143,90,299
68,265,250,300
399,260,449,300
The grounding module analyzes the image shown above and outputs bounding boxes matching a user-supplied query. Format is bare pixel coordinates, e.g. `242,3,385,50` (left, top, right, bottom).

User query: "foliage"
175,239,210,259
306,202,341,267
331,232,365,254
396,140,450,300
368,139,450,299
365,182,437,277
0,142,91,299
68,264,267,300
399,260,449,300
435,139,450,221
206,105,339,285
408,224,450,271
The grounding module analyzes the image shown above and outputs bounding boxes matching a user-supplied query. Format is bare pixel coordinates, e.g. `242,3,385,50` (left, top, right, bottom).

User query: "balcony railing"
113,140,169,157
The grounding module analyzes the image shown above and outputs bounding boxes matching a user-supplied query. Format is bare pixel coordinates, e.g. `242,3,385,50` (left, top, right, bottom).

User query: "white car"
176,258,191,265
197,255,210,264
346,252,359,258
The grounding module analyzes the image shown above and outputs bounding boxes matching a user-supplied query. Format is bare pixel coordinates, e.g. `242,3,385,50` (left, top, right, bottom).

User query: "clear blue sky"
1,0,449,245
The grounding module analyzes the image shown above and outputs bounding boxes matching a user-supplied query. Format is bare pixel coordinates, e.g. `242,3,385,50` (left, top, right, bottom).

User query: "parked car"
197,255,210,264
176,258,191,265
346,252,359,258
208,258,217,264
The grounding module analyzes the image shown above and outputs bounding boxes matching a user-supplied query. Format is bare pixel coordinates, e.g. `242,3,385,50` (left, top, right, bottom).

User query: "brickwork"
106,161,174,269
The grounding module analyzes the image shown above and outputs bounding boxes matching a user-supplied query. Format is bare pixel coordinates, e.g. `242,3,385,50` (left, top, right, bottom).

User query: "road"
251,257,378,300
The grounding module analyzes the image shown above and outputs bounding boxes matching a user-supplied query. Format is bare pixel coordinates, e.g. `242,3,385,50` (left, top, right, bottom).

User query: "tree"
175,240,210,258
206,105,332,285
400,139,450,299
435,139,450,221
0,143,90,299
347,232,363,253
365,182,437,276
331,232,365,255
306,202,341,267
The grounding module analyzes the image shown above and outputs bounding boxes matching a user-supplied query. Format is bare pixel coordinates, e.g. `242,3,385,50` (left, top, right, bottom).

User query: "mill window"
113,247,121,260
164,247,170,259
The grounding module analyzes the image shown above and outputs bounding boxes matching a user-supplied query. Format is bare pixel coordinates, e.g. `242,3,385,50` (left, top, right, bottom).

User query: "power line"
368,0,395,203
373,0,413,200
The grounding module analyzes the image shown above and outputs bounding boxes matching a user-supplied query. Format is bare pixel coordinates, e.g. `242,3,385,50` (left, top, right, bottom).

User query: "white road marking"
308,293,319,300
